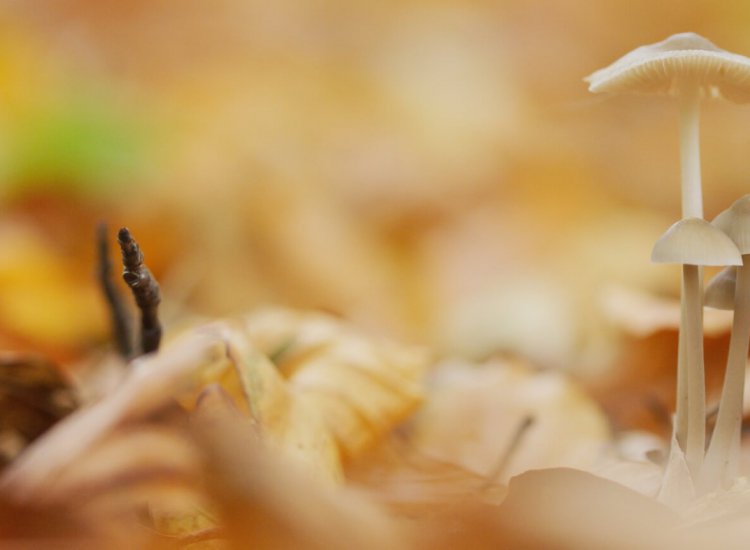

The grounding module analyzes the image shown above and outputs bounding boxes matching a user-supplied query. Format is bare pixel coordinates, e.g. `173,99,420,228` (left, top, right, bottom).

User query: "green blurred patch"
5,95,148,196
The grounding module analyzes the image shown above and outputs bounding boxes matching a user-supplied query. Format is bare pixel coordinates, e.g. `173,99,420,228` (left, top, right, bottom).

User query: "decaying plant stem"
96,223,134,358
481,415,535,489
118,227,162,355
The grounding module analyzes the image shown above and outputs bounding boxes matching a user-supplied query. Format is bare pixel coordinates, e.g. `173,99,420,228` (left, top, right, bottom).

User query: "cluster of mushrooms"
587,33,750,497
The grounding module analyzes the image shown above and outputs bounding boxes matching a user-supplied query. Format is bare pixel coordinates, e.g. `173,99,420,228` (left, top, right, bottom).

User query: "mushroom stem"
683,263,705,477
678,82,703,219
702,255,750,490
675,304,688,451
675,80,706,478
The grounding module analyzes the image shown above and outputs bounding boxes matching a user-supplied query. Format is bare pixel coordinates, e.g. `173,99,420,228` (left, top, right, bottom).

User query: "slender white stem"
702,257,750,490
673,81,706,481
678,85,702,219
683,264,705,478
675,290,688,451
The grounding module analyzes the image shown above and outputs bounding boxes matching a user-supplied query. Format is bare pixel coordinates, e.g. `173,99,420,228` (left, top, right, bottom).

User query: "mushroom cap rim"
585,32,750,101
586,50,750,92
651,218,743,266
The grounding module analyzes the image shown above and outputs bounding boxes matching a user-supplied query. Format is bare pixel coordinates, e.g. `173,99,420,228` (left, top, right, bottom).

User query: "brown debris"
0,352,78,468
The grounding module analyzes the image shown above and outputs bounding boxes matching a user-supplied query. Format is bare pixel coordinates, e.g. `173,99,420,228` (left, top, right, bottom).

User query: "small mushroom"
704,266,737,311
588,33,750,480
652,218,741,477
701,196,750,491
651,218,743,265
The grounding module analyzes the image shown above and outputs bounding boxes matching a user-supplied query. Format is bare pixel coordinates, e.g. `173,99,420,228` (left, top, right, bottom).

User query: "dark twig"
96,223,133,358
481,415,536,489
118,227,162,355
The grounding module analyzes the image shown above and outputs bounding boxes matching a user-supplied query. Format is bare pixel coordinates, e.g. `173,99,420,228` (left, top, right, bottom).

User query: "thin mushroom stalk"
701,195,750,491
681,264,705,476
702,259,750,490
672,73,709,476
677,78,703,220
675,307,688,455
676,78,706,476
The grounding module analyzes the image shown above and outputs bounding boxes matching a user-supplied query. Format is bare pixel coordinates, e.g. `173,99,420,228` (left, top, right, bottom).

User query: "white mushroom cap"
712,195,750,253
586,33,750,102
651,217,742,265
705,266,737,310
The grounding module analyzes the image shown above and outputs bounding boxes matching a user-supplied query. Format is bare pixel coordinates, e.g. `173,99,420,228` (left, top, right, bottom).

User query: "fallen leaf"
494,468,679,549
347,436,507,517
190,383,408,550
242,308,432,462
406,359,610,482
0,328,223,499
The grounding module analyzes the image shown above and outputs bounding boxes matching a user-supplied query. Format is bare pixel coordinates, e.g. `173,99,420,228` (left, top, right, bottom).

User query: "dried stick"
96,223,133,358
118,227,162,355
481,415,535,489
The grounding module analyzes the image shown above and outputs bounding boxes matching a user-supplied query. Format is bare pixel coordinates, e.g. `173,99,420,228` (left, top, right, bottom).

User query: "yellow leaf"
242,308,432,462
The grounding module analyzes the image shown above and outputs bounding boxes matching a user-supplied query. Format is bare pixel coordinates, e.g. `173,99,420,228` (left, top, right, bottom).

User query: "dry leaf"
0,328,223,499
190,384,408,550
0,407,209,548
0,308,431,548
406,359,610,482
493,468,679,549
347,436,507,518
242,308,432,462
215,321,342,481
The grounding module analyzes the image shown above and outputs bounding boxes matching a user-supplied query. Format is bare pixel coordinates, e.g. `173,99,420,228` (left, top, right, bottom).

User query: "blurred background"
1,0,750,391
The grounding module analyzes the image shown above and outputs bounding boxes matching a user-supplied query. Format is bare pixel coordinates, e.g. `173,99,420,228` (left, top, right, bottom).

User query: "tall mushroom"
586,33,750,477
701,196,750,491
587,33,750,218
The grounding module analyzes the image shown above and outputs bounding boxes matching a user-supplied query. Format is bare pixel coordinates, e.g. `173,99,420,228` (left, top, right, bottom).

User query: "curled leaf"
242,308,432,462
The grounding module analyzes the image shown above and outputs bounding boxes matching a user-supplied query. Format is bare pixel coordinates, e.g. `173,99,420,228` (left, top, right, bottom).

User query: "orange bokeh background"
1,0,749,379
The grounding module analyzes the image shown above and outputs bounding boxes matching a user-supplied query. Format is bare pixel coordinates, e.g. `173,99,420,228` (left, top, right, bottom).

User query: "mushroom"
587,33,750,218
652,218,741,476
700,196,750,491
586,33,750,477
704,266,737,312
